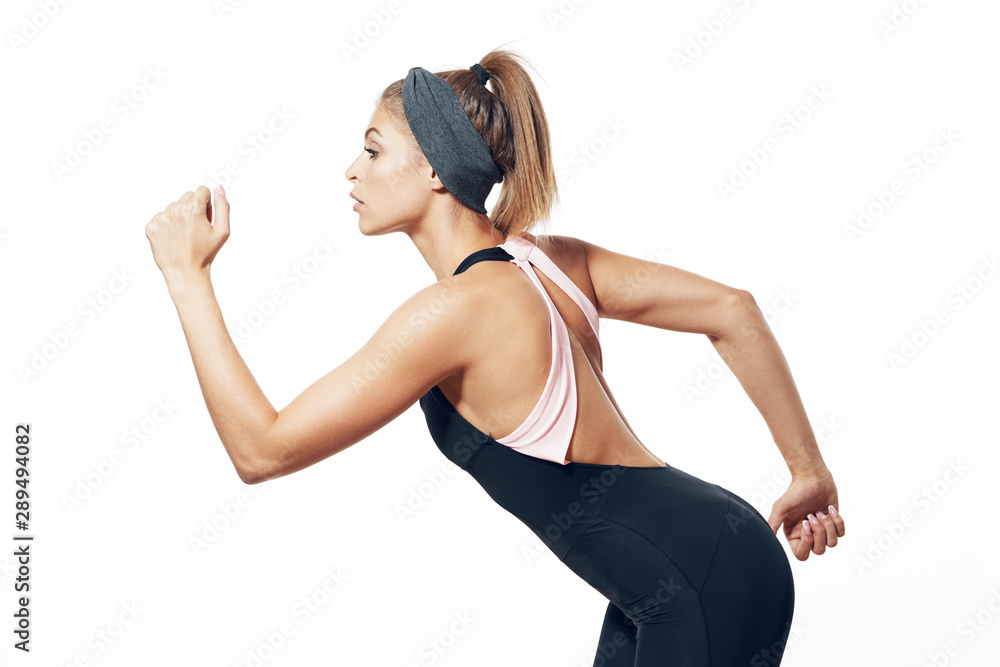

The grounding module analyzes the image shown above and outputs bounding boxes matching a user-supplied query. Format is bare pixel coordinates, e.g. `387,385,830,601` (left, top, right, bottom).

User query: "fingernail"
217,184,226,197
802,520,811,534
828,505,838,517
808,513,819,524
816,511,826,520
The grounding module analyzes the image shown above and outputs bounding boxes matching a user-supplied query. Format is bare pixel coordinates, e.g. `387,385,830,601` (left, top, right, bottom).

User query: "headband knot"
469,63,490,86
402,66,504,215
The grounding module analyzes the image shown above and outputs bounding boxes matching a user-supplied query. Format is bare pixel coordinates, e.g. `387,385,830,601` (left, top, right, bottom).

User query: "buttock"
465,442,785,591
559,465,735,614
560,464,794,649
462,445,795,664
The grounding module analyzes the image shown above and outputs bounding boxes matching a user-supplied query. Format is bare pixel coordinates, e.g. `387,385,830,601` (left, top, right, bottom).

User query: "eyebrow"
365,127,382,140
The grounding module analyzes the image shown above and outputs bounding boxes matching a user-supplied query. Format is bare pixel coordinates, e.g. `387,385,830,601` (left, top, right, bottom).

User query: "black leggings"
466,441,796,666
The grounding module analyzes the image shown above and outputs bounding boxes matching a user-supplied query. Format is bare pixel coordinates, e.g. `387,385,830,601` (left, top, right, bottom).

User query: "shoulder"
519,232,598,302
372,279,482,380
521,231,585,266
397,277,480,333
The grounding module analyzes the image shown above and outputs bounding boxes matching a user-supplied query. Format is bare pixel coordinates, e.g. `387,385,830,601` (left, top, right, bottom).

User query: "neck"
409,207,510,281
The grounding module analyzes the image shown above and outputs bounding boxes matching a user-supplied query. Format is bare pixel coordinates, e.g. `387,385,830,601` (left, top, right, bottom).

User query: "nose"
345,152,363,183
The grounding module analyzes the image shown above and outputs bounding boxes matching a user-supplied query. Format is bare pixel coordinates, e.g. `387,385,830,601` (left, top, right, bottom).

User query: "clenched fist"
145,185,230,285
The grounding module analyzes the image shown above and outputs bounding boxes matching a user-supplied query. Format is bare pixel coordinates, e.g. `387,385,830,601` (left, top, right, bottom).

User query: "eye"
365,147,379,160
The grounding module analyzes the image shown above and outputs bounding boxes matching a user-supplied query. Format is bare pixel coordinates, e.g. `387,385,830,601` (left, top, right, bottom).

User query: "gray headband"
402,64,504,214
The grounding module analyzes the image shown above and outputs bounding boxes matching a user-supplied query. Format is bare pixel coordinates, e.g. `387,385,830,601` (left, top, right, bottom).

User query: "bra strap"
453,247,515,276
499,237,600,340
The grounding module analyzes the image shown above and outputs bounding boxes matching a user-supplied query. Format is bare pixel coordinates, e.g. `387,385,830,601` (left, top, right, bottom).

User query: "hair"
375,47,558,238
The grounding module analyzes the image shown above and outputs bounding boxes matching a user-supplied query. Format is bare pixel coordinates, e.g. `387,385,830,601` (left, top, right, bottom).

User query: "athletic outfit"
418,236,795,666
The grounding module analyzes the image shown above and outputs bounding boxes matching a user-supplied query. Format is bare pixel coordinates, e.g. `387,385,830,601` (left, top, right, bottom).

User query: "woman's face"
345,105,431,236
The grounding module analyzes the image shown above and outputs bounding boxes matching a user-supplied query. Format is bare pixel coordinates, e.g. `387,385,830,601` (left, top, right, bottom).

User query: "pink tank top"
492,236,601,465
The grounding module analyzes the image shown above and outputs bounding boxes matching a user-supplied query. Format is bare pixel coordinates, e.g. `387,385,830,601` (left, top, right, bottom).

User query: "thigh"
567,466,795,666
565,467,729,665
699,488,796,665
566,511,716,663
591,601,637,667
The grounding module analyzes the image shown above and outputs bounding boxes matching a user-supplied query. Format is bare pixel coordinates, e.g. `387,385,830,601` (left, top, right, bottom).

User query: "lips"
350,193,364,204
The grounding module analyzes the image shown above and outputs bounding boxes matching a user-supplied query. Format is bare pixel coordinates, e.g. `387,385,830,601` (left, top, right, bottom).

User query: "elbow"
238,469,260,485
733,288,756,308
237,462,265,485
236,429,283,484
717,289,762,338
236,451,274,485
735,288,764,319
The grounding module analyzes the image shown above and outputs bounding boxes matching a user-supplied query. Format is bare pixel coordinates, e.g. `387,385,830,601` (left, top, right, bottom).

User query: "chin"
359,212,409,237
358,216,389,238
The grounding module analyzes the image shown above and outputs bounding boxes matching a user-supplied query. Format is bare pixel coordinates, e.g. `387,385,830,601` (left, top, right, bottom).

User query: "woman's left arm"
165,271,277,483
146,186,473,484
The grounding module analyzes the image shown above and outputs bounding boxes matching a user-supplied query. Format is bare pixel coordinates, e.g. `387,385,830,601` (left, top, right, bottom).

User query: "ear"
427,167,449,194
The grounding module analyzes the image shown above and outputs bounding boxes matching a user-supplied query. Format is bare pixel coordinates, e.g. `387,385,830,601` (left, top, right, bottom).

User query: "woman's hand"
767,469,845,561
145,185,230,286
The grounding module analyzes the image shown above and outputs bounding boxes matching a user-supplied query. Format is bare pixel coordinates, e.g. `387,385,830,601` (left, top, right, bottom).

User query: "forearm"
167,270,277,482
709,293,829,479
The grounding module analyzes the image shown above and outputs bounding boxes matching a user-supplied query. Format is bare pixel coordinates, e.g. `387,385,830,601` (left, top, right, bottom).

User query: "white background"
2,0,998,665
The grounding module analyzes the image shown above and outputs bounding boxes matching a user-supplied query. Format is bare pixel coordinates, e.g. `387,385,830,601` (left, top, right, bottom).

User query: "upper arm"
576,238,751,338
247,280,474,484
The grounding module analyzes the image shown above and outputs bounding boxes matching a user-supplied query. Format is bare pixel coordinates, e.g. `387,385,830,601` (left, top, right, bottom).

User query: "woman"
145,48,845,665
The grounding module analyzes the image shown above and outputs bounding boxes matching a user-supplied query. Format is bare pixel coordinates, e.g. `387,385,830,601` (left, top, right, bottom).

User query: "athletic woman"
145,48,845,666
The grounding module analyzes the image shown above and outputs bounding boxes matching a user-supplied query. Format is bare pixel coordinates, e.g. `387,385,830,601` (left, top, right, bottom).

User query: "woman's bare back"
434,232,668,468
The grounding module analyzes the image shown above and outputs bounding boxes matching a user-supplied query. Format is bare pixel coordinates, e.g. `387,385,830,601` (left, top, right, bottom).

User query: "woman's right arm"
576,237,827,476
576,237,844,559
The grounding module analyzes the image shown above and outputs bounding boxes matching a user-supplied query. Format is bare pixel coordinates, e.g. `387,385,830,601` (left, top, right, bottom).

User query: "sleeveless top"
418,235,601,465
